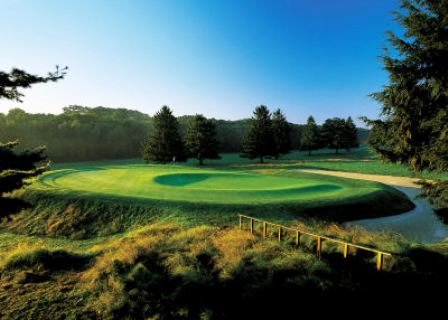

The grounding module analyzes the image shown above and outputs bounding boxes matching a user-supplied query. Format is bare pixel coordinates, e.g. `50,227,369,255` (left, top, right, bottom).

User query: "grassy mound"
1,223,446,319
10,162,414,239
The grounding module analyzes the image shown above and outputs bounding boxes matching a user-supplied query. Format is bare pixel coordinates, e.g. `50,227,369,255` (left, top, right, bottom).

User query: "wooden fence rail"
239,214,391,271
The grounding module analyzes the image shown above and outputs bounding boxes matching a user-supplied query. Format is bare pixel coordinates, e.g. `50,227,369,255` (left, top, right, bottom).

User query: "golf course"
30,161,416,225
2,0,448,318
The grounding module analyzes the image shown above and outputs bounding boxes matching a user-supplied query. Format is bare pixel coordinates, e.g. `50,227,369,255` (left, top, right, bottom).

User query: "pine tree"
0,141,48,197
185,114,220,165
241,105,274,163
0,66,67,101
320,118,347,154
0,66,66,199
363,0,448,207
271,109,291,159
141,106,187,163
343,117,359,151
300,116,320,156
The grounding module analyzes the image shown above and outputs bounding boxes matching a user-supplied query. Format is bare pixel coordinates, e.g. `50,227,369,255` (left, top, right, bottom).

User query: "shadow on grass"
0,197,31,219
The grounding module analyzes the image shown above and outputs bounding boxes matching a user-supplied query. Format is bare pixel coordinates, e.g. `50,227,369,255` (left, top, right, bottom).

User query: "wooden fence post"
295,230,300,247
376,253,383,271
316,236,322,259
262,222,267,239
250,218,254,234
278,226,282,241
239,215,243,230
343,244,349,259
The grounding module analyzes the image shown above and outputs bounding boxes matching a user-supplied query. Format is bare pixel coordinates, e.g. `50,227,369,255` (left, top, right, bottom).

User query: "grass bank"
0,166,414,239
1,222,446,319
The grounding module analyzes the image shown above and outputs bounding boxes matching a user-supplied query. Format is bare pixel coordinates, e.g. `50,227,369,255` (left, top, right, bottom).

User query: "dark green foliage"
271,109,292,159
364,0,448,207
241,105,275,163
300,116,320,156
0,66,66,102
0,66,63,198
0,141,48,196
185,114,221,165
344,117,359,151
141,106,187,163
0,106,151,162
321,117,358,154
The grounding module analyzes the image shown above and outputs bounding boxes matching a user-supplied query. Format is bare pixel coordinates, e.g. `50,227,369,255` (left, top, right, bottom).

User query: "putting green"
36,165,365,204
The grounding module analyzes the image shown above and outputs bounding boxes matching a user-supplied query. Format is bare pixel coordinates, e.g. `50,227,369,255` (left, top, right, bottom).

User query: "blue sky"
0,0,400,125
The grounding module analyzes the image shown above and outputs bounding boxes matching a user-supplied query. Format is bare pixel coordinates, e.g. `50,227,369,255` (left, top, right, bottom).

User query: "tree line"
141,105,359,164
1,106,364,164
300,116,358,156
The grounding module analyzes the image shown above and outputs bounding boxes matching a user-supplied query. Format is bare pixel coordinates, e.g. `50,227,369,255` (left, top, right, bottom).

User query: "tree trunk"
260,156,264,164
308,150,311,156
335,147,339,154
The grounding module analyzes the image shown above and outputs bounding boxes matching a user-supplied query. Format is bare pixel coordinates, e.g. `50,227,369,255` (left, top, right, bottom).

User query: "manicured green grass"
8,161,411,238
37,166,351,204
50,145,448,180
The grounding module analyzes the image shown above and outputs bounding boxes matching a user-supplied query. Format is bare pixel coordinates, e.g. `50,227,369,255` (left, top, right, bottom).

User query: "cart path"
297,169,421,188
297,169,448,243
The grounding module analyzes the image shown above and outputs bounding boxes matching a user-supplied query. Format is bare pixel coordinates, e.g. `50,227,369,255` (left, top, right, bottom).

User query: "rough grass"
1,222,446,319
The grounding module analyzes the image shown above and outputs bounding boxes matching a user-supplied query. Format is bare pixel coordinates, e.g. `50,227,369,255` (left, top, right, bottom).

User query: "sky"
0,0,400,125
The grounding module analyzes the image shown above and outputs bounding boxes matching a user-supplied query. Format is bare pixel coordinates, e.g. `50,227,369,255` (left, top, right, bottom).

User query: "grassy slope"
0,163,414,239
1,223,447,319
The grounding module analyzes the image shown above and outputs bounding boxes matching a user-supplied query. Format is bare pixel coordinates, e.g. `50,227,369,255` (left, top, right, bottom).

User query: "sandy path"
297,169,448,243
298,169,421,188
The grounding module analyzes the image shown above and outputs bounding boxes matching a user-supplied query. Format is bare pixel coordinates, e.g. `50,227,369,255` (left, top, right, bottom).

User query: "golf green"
36,165,392,205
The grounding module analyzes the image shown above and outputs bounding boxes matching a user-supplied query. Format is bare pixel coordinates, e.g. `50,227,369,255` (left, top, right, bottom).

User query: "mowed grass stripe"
36,165,387,205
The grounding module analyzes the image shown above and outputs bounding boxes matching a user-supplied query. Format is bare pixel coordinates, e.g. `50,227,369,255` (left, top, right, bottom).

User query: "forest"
0,106,367,163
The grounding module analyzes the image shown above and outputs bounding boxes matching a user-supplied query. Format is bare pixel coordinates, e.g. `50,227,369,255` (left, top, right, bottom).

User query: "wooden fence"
239,214,391,271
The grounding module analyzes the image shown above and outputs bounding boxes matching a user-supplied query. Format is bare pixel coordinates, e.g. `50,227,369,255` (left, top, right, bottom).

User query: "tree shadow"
0,196,31,219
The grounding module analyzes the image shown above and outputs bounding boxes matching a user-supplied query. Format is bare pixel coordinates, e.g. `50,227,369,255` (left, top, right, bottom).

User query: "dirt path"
297,169,448,243
298,169,421,188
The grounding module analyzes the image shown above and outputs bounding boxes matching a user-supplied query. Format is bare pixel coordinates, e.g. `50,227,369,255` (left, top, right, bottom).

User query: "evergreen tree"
363,0,448,207
0,141,48,197
0,66,67,101
0,66,66,198
185,114,220,165
343,117,359,151
271,109,291,159
241,105,274,163
300,116,320,156
320,118,347,154
141,106,187,163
